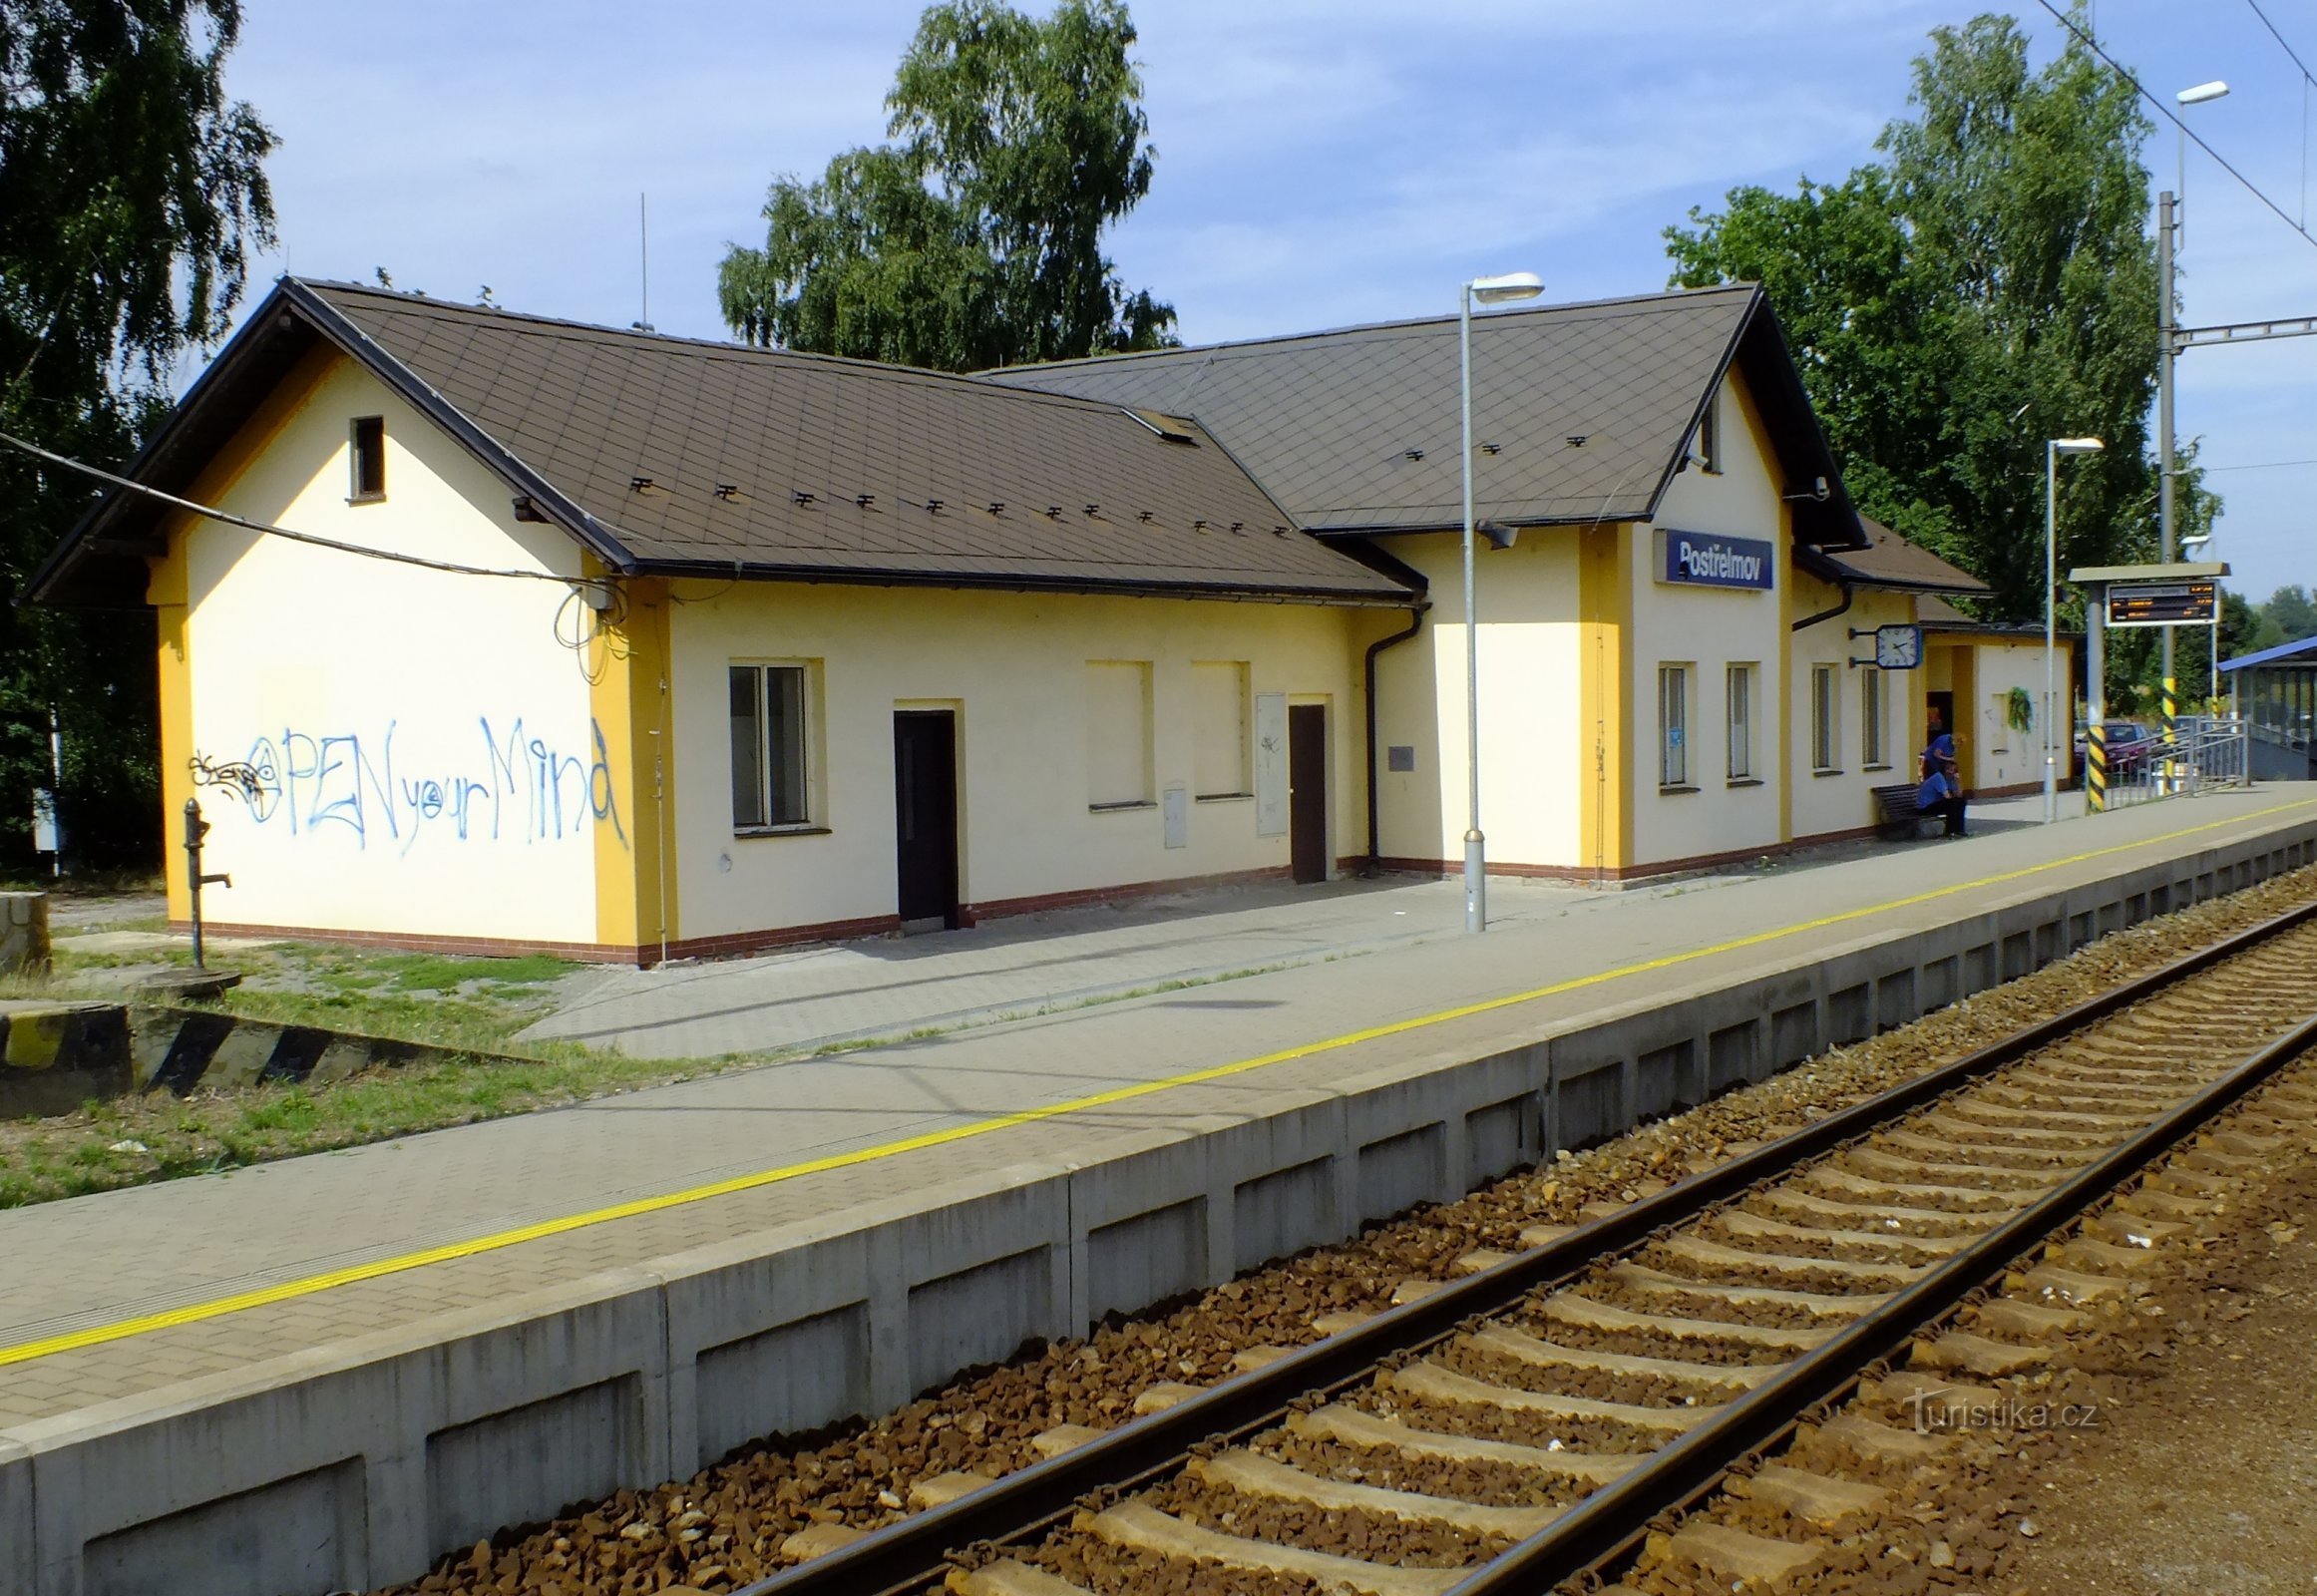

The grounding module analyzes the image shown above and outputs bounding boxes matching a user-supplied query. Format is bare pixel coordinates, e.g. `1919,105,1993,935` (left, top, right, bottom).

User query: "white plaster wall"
1966,637,2075,792
177,358,601,942
1365,533,1582,870
665,582,1372,938
1627,377,1788,868
1787,581,1917,840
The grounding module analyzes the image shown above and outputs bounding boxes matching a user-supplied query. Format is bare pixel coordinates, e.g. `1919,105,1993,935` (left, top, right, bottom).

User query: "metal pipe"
1459,285,1485,932
2045,441,2058,823
1362,605,1427,869
2158,190,2178,732
1787,579,1853,632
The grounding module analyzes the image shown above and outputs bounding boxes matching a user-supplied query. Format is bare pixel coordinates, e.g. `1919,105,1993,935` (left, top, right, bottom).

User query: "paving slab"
0,785,2298,1429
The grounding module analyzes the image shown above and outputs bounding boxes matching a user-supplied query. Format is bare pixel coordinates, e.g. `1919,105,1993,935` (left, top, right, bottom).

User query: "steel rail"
1448,971,2317,1592
735,896,2317,1596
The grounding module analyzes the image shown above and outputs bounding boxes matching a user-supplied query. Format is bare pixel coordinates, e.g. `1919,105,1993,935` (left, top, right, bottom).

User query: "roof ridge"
293,276,1160,421
993,282,1762,376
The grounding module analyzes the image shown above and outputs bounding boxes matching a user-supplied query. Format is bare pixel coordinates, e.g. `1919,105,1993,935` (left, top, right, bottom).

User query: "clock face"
1875,624,1923,670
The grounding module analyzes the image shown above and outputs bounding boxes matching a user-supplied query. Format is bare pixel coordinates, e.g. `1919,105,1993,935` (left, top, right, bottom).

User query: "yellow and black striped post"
2162,675,2177,746
2087,722,2107,811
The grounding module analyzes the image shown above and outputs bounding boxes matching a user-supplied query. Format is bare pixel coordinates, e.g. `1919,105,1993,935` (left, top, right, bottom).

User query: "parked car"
2073,720,2153,779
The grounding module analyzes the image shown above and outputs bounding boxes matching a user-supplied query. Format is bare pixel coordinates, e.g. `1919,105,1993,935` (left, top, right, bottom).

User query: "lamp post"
2159,81,2229,742
2183,531,2218,704
2046,437,2104,823
1459,269,1544,932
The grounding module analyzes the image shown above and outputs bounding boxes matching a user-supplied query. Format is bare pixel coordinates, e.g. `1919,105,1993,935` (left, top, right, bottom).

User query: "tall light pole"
2160,81,2230,744
1459,270,1544,932
2047,437,2105,822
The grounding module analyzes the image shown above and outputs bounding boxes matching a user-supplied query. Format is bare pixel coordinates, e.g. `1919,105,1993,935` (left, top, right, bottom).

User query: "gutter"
1790,578,1853,632
1362,604,1429,870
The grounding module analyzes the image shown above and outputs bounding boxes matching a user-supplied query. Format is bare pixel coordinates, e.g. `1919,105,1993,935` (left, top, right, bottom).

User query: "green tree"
1666,10,2215,667
2,0,275,867
718,0,1173,371
2259,584,2317,645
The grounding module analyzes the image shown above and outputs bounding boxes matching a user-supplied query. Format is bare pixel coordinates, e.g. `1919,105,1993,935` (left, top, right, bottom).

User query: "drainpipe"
1790,579,1853,632
1363,604,1429,873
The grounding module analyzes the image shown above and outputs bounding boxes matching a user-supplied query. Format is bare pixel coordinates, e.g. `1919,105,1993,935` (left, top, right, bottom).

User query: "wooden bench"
1871,782,1939,840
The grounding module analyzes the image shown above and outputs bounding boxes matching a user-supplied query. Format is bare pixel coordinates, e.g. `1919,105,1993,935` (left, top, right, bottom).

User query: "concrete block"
905,1246,1053,1396
0,1000,130,1117
81,1458,366,1596
427,1376,638,1558
0,890,51,973
1353,1121,1445,1222
1083,1198,1207,1326
1,1439,32,1596
1232,1155,1337,1271
1462,1091,1534,1183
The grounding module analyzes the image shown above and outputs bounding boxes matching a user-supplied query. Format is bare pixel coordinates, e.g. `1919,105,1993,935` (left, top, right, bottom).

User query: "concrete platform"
5,787,2316,1596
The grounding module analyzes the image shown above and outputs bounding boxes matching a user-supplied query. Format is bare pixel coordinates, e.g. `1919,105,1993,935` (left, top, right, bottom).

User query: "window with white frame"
1085,660,1153,808
730,662,812,829
1861,666,1886,767
1659,664,1692,788
1727,663,1754,780
1191,660,1250,798
1811,664,1839,771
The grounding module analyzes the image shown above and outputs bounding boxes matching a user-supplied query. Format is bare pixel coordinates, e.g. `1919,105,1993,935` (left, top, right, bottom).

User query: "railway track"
734,898,2317,1596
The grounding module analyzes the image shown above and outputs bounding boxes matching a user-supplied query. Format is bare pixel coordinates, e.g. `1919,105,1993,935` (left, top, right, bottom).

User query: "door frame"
1287,698,1330,885
892,706,962,931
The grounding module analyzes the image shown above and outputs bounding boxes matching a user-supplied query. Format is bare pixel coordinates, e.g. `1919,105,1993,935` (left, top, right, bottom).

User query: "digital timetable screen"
2106,581,2216,627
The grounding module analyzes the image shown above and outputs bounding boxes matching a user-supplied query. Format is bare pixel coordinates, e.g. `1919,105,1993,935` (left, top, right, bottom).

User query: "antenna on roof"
632,194,654,333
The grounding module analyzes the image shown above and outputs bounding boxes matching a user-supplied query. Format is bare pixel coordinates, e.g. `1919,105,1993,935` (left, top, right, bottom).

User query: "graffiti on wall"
193,716,626,853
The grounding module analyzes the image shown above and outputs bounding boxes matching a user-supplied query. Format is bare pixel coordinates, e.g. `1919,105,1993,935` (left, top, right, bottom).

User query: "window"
730,663,810,829
1696,389,1721,474
1192,660,1250,798
349,416,386,502
1727,664,1753,780
1085,660,1153,808
1659,664,1691,788
1861,666,1886,767
1811,664,1839,771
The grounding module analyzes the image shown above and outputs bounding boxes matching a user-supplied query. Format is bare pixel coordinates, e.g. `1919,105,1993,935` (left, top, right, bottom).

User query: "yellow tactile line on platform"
5,797,2313,1371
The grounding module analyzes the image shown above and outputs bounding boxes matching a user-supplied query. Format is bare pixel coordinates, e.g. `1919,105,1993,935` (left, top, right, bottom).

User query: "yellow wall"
1956,634,2075,792
153,353,606,943
1627,369,1790,866
1365,530,1587,870
1786,576,1916,840
665,581,1377,938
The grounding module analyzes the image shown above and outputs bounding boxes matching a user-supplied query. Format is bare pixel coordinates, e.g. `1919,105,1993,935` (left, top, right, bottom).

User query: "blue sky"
221,0,2317,603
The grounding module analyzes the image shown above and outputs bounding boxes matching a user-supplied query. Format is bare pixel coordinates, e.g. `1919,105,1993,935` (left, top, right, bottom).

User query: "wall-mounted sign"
1656,529,1774,592
2107,580,2216,627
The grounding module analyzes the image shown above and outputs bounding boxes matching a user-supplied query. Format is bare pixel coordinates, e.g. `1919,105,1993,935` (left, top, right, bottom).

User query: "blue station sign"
1656,529,1774,592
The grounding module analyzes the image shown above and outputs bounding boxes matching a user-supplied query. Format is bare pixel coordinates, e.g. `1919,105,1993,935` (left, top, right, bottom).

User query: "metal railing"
2100,713,2250,807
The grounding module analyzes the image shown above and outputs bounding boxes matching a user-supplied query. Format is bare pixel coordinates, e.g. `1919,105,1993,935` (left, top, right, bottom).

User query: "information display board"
2106,580,2216,627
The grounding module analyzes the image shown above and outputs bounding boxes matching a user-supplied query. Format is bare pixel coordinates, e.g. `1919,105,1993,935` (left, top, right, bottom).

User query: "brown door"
1289,703,1327,885
894,710,960,928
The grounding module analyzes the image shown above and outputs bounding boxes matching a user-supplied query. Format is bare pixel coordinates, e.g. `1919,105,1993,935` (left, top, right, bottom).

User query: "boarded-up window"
1811,665,1839,771
1085,660,1152,807
1727,663,1753,780
1861,666,1886,766
1192,661,1250,797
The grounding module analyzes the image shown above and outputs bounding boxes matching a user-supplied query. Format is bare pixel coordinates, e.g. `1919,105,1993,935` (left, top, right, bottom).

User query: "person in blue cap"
1916,727,1966,837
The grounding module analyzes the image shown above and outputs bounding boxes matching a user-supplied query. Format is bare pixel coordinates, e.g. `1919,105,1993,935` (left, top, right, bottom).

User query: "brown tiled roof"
980,285,1863,548
1916,594,2059,635
1803,519,1989,595
31,279,1417,607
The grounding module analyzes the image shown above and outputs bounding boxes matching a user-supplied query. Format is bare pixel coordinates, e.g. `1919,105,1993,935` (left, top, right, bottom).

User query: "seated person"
1916,732,1967,837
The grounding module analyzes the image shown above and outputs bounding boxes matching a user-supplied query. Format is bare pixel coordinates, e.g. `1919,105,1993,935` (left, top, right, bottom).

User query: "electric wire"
0,427,620,595
2240,0,2316,225
2200,456,2317,471
2037,0,2317,254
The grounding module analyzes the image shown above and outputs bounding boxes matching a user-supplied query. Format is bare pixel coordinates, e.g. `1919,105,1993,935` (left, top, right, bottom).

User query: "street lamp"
1459,269,1543,932
2182,531,2218,704
2159,81,2228,734
2174,81,2229,247
2046,437,2104,823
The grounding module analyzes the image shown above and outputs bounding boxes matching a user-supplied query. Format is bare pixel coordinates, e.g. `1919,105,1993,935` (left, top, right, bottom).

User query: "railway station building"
34,278,2003,963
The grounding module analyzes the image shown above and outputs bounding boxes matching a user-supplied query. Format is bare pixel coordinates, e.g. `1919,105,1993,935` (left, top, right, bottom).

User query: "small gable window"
350,416,386,503
1696,390,1722,475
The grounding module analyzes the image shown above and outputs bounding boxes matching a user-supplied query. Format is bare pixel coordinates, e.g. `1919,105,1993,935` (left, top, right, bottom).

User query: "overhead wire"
2240,0,2316,226
2037,0,2317,255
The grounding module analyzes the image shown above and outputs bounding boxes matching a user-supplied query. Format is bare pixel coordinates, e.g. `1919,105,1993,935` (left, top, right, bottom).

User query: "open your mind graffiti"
192,716,625,852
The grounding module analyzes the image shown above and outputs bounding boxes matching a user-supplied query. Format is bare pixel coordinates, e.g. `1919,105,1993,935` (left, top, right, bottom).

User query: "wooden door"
893,711,960,929
1288,703,1327,885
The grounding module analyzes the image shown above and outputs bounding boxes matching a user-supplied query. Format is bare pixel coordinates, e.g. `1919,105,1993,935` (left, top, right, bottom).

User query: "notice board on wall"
1254,692,1288,837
